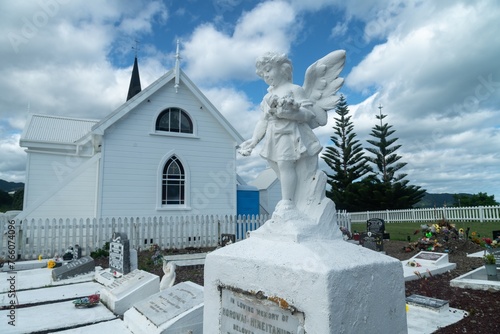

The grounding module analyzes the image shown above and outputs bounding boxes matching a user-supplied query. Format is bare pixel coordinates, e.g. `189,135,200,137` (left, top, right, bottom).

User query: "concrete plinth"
204,236,408,334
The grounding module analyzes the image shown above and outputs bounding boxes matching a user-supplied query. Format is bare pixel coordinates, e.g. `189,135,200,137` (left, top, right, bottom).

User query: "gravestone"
124,281,204,334
62,245,81,260
100,269,159,315
367,218,385,234
109,232,130,276
221,233,236,246
360,231,384,252
52,256,95,281
361,218,385,251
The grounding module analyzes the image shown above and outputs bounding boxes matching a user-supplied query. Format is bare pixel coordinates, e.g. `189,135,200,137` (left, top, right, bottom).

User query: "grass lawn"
351,221,500,242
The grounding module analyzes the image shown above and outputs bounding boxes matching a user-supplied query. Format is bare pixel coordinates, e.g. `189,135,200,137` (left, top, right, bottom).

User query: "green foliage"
0,190,13,212
453,192,499,207
362,106,425,210
0,188,24,212
11,189,24,210
322,95,370,210
90,242,109,258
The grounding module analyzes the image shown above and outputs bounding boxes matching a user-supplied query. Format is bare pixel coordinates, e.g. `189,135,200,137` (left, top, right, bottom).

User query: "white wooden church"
17,50,244,220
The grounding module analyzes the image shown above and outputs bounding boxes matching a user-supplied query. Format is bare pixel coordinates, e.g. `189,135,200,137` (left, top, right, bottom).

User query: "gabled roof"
92,68,244,143
20,114,99,145
250,168,279,190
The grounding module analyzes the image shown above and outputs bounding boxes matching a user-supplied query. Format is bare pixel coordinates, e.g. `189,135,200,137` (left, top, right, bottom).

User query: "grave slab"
450,266,500,291
204,237,407,334
401,251,456,281
0,281,101,308
100,269,159,316
406,302,468,334
52,256,95,281
50,319,132,334
0,300,116,334
0,259,50,272
0,267,96,293
406,294,448,313
124,281,204,334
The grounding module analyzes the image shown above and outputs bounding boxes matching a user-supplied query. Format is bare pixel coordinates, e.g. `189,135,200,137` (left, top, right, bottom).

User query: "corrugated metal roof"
22,114,98,143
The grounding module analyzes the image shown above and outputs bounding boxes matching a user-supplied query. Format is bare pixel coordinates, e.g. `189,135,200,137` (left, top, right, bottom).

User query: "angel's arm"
238,103,268,156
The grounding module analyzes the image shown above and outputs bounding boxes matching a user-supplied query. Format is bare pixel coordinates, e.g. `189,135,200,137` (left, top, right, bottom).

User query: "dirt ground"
95,238,499,333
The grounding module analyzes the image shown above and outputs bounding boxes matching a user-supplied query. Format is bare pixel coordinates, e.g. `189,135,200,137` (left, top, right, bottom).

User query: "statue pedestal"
204,234,408,333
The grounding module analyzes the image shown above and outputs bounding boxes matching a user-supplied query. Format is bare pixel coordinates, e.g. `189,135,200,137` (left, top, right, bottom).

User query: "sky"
1,0,499,202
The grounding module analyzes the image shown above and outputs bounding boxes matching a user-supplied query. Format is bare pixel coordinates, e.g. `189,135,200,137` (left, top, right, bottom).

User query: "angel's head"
256,52,293,84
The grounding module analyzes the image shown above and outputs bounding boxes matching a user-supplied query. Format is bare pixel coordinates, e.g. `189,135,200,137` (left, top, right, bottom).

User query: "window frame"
155,107,194,135
157,153,191,211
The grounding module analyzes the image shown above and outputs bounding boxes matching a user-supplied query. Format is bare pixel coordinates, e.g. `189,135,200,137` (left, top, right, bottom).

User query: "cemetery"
1,47,499,333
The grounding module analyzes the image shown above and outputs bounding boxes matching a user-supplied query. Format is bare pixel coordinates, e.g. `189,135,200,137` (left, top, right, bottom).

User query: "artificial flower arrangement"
406,260,421,267
471,235,499,249
483,253,496,265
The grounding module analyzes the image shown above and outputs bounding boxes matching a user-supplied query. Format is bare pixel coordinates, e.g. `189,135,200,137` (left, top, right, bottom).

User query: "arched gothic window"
162,156,185,205
156,107,193,133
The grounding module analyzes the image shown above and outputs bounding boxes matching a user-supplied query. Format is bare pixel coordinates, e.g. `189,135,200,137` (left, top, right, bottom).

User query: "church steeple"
127,56,142,101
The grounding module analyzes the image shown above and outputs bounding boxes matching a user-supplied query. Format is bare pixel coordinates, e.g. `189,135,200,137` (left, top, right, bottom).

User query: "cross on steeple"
132,39,140,58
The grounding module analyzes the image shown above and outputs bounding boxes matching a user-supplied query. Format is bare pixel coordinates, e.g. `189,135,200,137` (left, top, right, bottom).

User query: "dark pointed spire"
127,56,142,101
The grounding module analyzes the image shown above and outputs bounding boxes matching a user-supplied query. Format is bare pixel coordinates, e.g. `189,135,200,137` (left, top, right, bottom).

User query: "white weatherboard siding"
24,152,92,209
99,81,238,217
19,154,99,220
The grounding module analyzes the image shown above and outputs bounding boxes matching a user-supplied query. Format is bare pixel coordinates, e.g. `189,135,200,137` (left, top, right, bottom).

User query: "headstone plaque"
415,252,443,262
51,256,95,281
360,231,383,252
220,288,305,334
406,294,449,313
100,269,160,315
133,281,203,327
109,232,130,275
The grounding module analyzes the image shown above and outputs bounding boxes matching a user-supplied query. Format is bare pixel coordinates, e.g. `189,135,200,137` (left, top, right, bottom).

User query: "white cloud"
183,0,297,83
0,134,26,182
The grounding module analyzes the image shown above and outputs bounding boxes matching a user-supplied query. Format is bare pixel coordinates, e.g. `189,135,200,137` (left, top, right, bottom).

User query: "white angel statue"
239,50,345,215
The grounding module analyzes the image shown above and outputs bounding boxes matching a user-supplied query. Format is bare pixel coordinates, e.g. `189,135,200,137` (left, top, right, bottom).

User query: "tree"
363,105,425,209
453,192,499,207
11,189,24,210
322,95,370,210
0,190,13,212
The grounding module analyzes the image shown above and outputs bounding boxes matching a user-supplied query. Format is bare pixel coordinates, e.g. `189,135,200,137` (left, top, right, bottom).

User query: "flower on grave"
406,260,421,267
47,259,56,269
38,254,43,261
483,253,496,265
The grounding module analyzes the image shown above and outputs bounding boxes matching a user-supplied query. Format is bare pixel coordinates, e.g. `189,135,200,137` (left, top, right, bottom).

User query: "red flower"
483,237,493,245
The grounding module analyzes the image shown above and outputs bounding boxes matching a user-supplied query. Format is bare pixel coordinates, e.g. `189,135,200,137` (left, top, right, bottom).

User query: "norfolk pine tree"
364,105,425,209
322,95,370,210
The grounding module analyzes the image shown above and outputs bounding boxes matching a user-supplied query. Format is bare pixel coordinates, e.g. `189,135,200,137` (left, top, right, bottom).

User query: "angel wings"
303,50,346,129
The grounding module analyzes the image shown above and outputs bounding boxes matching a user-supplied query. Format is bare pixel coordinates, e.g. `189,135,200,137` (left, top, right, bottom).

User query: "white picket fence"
349,205,500,224
0,212,351,260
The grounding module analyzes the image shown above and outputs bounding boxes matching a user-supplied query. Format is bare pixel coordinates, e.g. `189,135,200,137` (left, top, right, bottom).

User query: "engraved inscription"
220,289,304,334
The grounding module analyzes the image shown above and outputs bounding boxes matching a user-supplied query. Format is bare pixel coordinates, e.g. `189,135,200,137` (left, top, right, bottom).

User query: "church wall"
98,81,238,218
